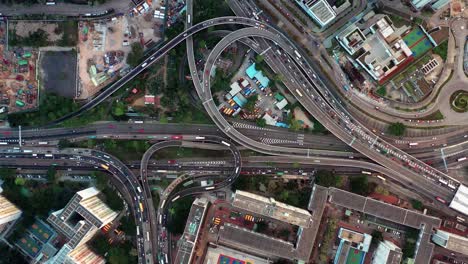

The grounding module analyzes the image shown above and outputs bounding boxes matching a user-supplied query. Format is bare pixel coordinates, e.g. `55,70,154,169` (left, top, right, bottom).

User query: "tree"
411,199,423,210
112,101,126,116
387,122,406,136
244,95,258,112
374,185,389,195
315,170,342,187
167,196,194,234
255,54,265,63
349,176,369,195
126,43,144,67
371,230,384,242
58,139,72,149
47,166,58,183
256,118,266,127
256,221,268,233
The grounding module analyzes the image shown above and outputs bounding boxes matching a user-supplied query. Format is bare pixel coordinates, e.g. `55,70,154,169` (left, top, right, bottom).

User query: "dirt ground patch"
11,21,62,43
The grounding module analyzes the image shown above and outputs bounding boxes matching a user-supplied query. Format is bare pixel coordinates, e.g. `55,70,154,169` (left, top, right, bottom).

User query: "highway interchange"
0,2,467,264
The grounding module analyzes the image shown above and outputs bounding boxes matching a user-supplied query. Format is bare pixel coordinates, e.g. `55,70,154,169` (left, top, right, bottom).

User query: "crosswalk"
261,138,298,145
297,134,304,146
232,122,274,131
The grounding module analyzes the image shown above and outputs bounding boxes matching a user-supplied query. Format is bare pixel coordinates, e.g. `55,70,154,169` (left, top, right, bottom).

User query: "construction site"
77,6,162,99
0,20,39,118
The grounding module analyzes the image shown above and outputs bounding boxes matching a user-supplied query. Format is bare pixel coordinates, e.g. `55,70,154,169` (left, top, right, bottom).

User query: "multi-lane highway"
139,136,241,263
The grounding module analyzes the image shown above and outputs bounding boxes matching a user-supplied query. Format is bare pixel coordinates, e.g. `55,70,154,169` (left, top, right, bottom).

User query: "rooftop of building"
203,245,270,264
372,240,402,264
450,184,468,216
232,190,312,227
0,194,22,224
432,229,468,256
67,244,106,264
79,194,118,227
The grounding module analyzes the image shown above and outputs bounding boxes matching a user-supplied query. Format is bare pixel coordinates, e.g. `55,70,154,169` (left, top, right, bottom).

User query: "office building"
47,187,118,249
0,194,22,238
296,0,337,27
371,240,403,264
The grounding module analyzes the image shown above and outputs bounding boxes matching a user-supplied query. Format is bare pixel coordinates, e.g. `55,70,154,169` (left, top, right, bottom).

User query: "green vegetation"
120,215,137,237
403,82,416,97
387,122,406,136
450,90,468,112
349,175,370,196
418,110,444,120
233,175,311,209
372,230,384,242
318,219,338,262
7,93,79,127
88,234,137,264
387,14,410,28
153,147,231,160
0,243,27,264
112,101,126,117
256,118,267,127
193,0,234,24
56,21,78,46
127,43,144,67
0,168,89,241
9,28,49,47
159,42,213,124
92,171,124,211
168,196,194,234
402,229,419,259
432,40,448,61
411,199,423,210
74,139,150,161
212,68,232,93
244,94,258,112
315,170,343,188
376,86,387,97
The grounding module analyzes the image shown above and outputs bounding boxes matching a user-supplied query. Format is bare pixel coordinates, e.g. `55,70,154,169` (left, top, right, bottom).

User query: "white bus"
0,142,7,145
134,121,144,124
137,226,140,236
187,14,191,24
146,231,150,241
376,175,386,181
457,157,467,162
45,154,53,157
409,142,418,146
205,186,215,190
38,142,48,145
295,89,303,97
361,171,372,175
159,214,162,224
195,136,205,140
171,195,180,202
438,178,448,185
137,186,142,193
294,50,302,58
221,141,230,147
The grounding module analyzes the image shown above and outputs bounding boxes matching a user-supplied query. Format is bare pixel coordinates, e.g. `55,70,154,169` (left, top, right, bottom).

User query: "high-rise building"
371,240,403,264
0,194,22,238
295,0,336,27
47,187,118,249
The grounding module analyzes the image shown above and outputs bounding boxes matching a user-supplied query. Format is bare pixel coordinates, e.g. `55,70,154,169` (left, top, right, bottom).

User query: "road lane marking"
440,149,448,172
202,98,213,105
